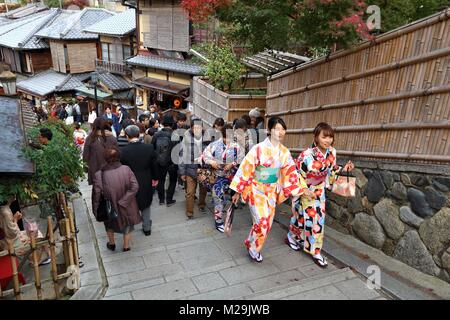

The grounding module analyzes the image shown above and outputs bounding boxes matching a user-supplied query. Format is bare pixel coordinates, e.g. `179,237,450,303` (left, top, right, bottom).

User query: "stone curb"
69,191,109,300
274,202,450,300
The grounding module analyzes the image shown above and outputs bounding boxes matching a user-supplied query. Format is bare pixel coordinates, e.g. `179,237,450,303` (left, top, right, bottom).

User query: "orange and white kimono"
230,138,306,253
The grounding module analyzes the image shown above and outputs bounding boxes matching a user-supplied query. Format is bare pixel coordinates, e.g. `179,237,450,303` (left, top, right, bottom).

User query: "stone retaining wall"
325,168,450,282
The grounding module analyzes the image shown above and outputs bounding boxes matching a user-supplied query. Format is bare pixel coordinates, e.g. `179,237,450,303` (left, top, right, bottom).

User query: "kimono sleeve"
277,149,306,204
229,145,258,201
202,142,215,165
327,148,342,187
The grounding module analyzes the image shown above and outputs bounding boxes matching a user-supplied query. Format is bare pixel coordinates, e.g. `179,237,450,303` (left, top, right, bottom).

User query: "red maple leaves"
181,0,231,22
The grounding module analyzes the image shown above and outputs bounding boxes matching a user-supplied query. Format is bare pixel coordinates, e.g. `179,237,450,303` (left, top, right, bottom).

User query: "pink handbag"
331,171,356,197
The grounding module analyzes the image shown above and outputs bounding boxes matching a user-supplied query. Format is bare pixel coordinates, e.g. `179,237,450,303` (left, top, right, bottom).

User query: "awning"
75,85,113,101
132,77,190,98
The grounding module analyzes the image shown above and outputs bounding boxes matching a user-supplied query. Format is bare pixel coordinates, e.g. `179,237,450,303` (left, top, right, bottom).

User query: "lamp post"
90,71,99,116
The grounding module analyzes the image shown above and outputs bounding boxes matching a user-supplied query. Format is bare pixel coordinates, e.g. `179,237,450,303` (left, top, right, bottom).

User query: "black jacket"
152,127,174,166
120,141,158,210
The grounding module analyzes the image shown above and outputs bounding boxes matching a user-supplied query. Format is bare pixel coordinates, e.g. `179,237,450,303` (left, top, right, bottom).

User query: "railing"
95,59,130,75
0,193,80,300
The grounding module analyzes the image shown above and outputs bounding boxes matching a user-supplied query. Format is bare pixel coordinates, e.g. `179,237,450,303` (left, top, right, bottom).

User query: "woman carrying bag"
230,116,307,263
287,122,355,268
92,147,141,252
202,124,239,233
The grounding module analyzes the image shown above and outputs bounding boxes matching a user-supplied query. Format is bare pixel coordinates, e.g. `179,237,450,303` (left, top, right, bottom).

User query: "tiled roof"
55,73,91,92
113,89,134,100
99,72,132,91
1,3,48,19
84,9,135,36
17,69,67,97
0,96,34,175
0,9,58,50
36,8,114,40
126,55,204,75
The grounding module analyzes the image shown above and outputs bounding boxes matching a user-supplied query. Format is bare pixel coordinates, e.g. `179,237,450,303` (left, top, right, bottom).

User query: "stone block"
334,278,380,300
353,168,368,189
424,186,447,211
191,272,228,293
381,171,394,189
374,198,404,240
419,207,450,255
283,284,348,300
393,230,440,276
399,206,423,228
410,174,430,187
390,182,407,201
188,283,253,300
351,213,385,249
219,261,280,285
365,172,386,203
132,279,199,300
407,188,433,218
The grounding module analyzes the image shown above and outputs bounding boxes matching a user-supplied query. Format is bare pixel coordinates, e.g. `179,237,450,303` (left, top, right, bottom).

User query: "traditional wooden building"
0,8,56,75
123,0,204,113
35,7,115,74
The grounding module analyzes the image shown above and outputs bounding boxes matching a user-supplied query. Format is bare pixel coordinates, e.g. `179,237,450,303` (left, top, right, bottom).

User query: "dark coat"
92,162,141,232
120,141,158,210
83,130,118,185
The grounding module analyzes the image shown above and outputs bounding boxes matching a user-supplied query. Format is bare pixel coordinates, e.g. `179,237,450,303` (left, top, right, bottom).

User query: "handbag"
331,170,356,197
223,203,235,237
197,166,217,188
95,170,119,222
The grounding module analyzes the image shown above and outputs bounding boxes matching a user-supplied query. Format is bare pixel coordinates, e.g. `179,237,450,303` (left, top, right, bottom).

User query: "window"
101,43,109,61
123,45,131,59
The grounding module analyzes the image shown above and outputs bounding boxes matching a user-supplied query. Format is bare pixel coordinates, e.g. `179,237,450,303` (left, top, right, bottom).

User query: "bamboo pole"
267,84,450,116
30,233,42,300
7,240,21,300
67,209,79,268
268,8,450,81
286,120,450,134
47,216,60,299
289,148,450,162
267,47,450,100
65,218,74,267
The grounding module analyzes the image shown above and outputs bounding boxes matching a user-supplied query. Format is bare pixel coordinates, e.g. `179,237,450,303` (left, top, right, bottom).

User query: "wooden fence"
193,77,266,128
0,194,80,300
266,8,450,165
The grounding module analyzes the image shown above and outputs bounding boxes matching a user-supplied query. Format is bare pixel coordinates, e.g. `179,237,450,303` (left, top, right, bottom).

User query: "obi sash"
254,166,279,184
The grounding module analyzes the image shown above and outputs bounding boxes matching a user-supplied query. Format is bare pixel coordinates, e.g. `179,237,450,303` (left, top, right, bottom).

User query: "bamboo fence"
0,193,80,300
266,8,450,165
193,77,267,128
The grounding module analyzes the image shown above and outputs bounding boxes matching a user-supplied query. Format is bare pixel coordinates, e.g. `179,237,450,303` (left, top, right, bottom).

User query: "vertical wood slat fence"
266,8,450,165
0,193,79,300
193,77,266,128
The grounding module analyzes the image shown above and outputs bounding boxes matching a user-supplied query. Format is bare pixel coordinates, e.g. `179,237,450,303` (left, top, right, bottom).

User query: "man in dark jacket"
152,115,178,207
178,117,210,219
120,125,158,236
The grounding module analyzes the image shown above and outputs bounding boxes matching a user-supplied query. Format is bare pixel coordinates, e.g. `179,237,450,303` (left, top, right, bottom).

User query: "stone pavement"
76,180,388,300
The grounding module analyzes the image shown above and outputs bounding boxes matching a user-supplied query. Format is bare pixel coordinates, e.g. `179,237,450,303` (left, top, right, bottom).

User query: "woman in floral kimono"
202,124,239,233
230,116,311,262
287,122,354,268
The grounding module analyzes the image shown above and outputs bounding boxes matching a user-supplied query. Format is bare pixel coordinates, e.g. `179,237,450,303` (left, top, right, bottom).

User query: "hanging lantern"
173,98,181,108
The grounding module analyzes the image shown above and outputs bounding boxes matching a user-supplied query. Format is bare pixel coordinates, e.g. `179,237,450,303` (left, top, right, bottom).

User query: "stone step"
243,267,356,300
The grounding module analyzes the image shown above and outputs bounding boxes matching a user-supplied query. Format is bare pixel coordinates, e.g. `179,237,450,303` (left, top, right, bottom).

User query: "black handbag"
95,170,119,222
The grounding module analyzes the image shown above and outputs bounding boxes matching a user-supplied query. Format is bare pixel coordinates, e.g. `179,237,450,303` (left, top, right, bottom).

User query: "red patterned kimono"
230,138,306,253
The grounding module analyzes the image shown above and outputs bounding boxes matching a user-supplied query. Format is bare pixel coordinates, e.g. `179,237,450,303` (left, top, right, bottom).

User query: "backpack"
155,134,172,166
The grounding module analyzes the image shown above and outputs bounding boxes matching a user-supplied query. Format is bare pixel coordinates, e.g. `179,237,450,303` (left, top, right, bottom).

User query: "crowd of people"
79,103,355,268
